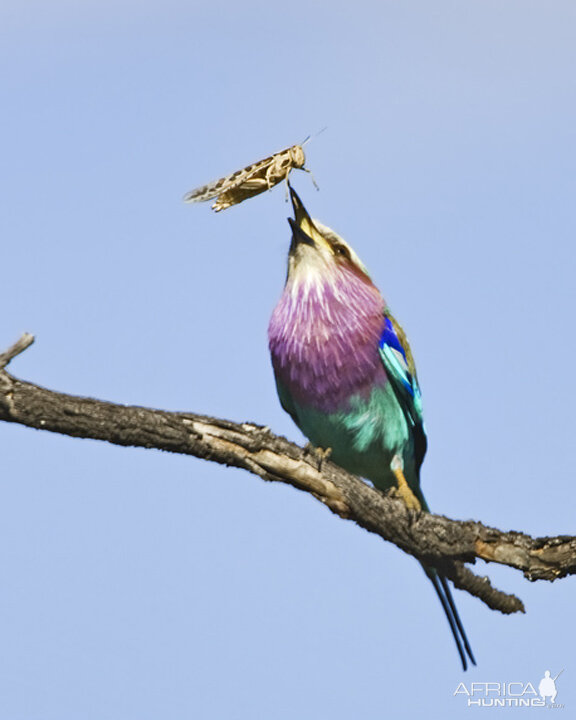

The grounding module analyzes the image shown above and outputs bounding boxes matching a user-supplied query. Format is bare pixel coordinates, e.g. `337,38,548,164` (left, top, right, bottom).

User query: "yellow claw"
306,444,333,472
391,455,421,511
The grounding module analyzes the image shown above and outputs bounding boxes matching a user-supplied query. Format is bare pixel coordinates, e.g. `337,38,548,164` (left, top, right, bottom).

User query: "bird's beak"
288,185,316,251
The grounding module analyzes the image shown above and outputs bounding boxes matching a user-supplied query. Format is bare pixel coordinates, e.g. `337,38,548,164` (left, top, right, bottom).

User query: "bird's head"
286,186,371,288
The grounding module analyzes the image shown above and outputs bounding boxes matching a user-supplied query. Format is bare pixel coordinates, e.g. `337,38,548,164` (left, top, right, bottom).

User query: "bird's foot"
305,443,332,472
390,455,421,511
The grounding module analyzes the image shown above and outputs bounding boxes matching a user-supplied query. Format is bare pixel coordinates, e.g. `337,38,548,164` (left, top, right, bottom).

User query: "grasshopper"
183,140,317,212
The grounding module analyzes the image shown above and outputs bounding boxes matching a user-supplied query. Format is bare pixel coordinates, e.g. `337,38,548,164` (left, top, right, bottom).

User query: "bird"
268,186,476,670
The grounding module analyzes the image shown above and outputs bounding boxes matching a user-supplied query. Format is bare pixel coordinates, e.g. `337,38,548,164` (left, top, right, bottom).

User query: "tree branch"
2,334,575,615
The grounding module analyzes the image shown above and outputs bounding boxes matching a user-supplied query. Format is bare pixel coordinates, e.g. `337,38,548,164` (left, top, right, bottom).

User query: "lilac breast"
268,265,387,413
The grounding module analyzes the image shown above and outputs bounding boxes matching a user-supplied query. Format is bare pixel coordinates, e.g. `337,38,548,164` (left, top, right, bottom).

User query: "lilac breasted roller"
268,187,475,670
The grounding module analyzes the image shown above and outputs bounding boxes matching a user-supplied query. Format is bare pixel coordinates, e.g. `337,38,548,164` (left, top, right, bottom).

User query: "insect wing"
183,153,279,204
183,176,227,204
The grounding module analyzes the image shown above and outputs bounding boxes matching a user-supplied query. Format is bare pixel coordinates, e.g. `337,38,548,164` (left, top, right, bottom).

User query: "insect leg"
265,158,283,191
301,166,319,190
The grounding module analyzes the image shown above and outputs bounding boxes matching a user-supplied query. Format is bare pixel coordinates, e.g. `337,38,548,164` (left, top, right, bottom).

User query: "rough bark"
2,334,575,615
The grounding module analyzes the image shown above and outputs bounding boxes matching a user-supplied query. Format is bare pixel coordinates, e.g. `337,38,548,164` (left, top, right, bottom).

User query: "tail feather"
437,573,476,666
424,566,476,671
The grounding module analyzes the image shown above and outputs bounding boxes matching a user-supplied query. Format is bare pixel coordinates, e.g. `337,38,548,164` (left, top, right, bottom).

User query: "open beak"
288,185,316,251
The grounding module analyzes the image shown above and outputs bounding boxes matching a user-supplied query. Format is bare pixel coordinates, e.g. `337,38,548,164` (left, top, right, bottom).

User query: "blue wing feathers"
379,316,415,397
379,312,427,472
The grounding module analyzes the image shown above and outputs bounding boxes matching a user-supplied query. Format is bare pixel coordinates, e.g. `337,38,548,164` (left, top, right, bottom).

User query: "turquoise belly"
279,381,419,493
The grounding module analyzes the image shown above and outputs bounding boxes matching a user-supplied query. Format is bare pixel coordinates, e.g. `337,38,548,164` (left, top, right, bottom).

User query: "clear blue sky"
2,1,575,717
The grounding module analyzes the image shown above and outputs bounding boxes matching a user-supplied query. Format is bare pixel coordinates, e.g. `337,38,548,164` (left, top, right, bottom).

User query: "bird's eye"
333,244,349,258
